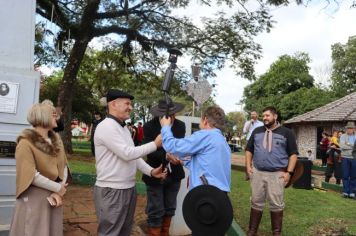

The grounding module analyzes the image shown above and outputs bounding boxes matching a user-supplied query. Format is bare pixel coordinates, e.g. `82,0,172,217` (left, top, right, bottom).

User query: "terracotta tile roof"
285,92,356,124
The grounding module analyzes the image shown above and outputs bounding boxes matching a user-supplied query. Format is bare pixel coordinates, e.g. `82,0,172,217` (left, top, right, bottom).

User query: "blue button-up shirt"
161,125,231,192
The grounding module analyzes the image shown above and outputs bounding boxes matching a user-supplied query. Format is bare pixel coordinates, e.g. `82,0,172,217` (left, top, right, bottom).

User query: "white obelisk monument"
0,0,40,234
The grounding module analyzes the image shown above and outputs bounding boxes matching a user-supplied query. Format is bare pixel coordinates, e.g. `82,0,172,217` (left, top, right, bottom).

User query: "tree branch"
92,26,173,50
37,0,79,38
95,0,162,19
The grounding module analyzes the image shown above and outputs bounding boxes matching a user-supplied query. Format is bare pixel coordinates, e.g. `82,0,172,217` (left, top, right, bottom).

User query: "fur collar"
17,129,61,156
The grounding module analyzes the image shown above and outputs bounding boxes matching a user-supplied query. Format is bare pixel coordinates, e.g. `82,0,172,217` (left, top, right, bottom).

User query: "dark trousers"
325,151,342,183
341,158,356,195
145,181,181,227
320,149,328,166
91,140,95,156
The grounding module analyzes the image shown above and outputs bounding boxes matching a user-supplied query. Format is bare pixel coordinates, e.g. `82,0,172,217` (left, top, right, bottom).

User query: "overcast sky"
179,1,356,113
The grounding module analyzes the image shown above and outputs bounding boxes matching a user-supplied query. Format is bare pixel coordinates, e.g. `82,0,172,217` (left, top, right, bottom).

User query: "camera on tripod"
167,48,183,64
162,48,182,92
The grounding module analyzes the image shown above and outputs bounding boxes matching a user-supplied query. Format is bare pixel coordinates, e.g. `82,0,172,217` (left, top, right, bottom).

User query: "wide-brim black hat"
182,185,233,236
285,160,304,188
149,98,184,117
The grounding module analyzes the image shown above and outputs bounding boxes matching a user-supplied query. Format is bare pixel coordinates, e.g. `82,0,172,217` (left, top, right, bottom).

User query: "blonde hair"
41,99,54,106
27,103,56,128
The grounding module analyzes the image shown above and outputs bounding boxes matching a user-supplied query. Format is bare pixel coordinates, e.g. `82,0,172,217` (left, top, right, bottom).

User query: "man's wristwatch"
287,171,294,176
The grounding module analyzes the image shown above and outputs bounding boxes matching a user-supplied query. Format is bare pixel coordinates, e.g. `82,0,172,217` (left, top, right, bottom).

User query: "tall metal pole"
192,101,195,117
191,64,200,118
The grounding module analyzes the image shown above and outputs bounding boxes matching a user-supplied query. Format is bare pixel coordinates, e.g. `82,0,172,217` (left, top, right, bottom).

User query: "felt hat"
345,121,356,129
182,185,233,236
149,98,184,117
106,89,134,102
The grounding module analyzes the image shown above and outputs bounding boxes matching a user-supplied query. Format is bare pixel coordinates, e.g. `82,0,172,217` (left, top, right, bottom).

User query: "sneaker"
349,193,355,199
342,193,349,198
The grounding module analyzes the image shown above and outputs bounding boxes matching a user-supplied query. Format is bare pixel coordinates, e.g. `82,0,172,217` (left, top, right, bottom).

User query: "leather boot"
247,208,263,236
161,216,172,236
270,211,283,236
147,227,161,236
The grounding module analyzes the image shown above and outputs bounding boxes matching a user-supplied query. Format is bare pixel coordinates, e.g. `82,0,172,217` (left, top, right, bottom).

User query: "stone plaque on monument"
0,0,40,234
0,81,20,114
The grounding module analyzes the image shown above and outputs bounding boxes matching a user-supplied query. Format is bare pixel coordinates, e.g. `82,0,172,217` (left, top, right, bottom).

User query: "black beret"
106,89,134,102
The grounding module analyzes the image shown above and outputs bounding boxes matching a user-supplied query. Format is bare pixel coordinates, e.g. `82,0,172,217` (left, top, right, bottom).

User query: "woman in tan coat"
9,103,70,236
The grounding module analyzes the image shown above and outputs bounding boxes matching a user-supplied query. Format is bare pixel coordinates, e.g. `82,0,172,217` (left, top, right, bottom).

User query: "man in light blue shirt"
160,106,231,192
243,110,264,141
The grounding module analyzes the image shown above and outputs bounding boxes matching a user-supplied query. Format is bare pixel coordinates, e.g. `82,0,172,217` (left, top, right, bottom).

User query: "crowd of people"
318,124,356,198
7,88,356,236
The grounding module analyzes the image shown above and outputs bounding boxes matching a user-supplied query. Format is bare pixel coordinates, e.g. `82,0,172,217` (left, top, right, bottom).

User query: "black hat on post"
149,98,184,117
182,185,233,236
106,89,134,102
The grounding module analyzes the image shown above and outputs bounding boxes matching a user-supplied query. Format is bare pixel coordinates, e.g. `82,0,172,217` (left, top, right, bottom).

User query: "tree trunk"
57,0,100,153
57,39,90,153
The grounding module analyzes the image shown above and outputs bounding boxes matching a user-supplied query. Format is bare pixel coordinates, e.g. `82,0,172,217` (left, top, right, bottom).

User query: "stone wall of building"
290,122,345,159
292,125,317,157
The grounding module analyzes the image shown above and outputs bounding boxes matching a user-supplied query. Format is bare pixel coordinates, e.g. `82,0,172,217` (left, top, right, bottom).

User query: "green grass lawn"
68,150,143,181
230,171,356,236
69,150,356,235
68,159,96,174
72,148,92,155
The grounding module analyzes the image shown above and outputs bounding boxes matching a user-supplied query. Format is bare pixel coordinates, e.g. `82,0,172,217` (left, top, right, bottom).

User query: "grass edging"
312,165,326,172
71,173,148,195
71,172,96,186
321,181,342,192
227,219,246,236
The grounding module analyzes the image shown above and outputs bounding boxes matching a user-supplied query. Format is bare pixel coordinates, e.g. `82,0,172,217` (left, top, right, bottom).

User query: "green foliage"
40,70,100,124
242,52,334,121
331,36,356,96
34,22,59,66
40,43,199,123
35,0,307,80
40,71,63,104
278,87,336,120
226,111,246,136
245,52,314,98
68,159,96,174
35,0,310,152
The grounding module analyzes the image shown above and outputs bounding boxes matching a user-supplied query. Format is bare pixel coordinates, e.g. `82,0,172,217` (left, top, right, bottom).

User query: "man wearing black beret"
93,89,167,236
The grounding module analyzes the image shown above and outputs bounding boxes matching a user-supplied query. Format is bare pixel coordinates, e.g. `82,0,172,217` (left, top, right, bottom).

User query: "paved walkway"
231,153,245,166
